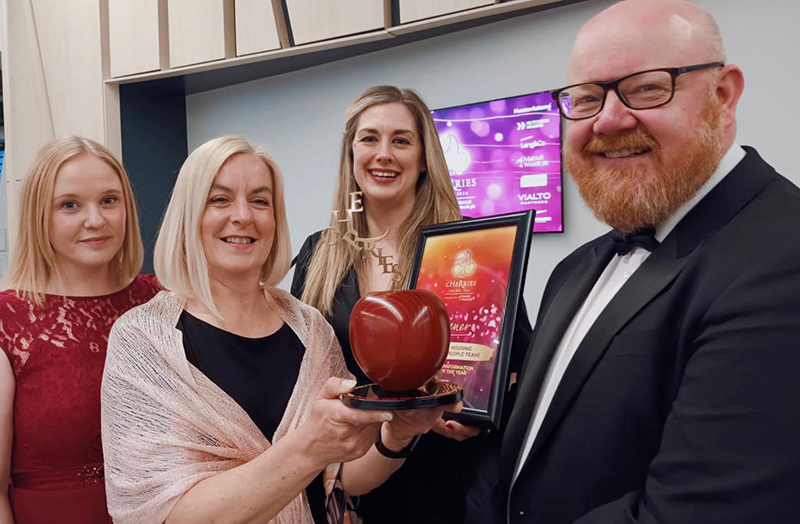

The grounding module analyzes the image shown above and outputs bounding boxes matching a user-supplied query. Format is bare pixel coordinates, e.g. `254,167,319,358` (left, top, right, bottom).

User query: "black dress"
291,231,533,524
176,311,327,524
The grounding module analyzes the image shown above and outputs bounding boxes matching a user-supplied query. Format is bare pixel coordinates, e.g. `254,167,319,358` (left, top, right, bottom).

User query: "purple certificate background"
432,91,563,233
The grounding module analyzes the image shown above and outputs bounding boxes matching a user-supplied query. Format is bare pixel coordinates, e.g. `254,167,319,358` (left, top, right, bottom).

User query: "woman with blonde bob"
291,86,533,523
101,136,457,524
0,136,159,524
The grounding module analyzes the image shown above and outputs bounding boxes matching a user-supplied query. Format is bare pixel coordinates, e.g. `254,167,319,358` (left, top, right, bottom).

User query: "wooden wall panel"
1,0,50,253
168,0,235,68
109,0,168,77
235,0,286,56
2,0,108,253
1,0,55,185
32,0,107,141
284,0,385,45
399,0,497,24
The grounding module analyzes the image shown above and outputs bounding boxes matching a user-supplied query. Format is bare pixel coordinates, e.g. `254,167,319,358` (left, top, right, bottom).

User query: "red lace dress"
0,275,160,524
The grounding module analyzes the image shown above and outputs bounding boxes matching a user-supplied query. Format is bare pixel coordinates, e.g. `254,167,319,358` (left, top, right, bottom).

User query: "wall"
0,0,114,257
186,0,799,319
0,0,6,277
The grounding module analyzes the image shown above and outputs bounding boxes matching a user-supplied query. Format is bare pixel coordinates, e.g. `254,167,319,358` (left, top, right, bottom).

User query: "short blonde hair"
154,136,291,318
301,85,461,316
2,136,144,303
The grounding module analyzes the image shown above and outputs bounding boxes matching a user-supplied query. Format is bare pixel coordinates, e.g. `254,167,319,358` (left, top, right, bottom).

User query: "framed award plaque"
407,210,534,428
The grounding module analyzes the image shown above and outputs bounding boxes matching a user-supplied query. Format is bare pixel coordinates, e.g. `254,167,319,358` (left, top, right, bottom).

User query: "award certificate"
408,211,534,428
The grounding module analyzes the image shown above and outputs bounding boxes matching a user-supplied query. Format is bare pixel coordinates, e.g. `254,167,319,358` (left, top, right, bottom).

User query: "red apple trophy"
341,290,464,409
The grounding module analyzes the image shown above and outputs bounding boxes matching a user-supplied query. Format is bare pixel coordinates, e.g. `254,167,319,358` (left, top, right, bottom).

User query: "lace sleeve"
0,291,31,374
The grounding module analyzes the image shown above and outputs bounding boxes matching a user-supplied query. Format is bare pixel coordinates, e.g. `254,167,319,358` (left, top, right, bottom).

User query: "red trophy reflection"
341,290,463,409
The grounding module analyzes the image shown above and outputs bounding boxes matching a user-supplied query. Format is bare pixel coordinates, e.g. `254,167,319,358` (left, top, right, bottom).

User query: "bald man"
465,1,800,523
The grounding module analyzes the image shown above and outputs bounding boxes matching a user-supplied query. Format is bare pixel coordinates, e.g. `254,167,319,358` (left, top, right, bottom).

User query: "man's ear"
715,64,745,126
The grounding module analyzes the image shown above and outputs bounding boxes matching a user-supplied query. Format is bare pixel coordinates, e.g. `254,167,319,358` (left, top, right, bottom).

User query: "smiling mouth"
370,170,399,179
601,147,651,159
222,236,256,244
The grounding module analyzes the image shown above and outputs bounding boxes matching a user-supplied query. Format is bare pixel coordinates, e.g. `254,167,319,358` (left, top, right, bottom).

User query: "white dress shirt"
512,143,746,482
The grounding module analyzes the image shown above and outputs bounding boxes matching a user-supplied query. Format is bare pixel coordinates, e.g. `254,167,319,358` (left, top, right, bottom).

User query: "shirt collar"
654,142,746,242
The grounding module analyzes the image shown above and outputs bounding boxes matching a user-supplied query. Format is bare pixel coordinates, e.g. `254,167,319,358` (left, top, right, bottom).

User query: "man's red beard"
565,98,723,232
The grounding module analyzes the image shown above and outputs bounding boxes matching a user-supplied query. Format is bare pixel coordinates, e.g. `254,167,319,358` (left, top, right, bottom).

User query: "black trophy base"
341,382,463,410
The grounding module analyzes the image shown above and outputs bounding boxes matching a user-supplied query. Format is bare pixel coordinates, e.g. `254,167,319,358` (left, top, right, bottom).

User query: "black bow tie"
611,226,660,256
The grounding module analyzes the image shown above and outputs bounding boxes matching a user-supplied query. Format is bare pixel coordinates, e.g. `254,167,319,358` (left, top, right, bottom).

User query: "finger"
395,401,461,423
432,420,467,440
391,409,439,428
441,401,463,414
320,377,357,399
444,420,480,438
432,420,479,441
333,404,393,426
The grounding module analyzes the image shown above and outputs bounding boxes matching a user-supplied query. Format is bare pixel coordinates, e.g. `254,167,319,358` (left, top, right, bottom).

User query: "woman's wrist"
380,422,415,452
376,423,420,459
285,424,332,472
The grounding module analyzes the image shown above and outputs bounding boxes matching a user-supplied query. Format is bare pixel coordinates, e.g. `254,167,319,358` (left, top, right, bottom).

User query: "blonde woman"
294,86,461,325
0,137,159,524
101,136,457,524
291,86,533,523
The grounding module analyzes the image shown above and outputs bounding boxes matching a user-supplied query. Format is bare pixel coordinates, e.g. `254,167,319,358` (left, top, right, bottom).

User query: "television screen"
432,90,563,233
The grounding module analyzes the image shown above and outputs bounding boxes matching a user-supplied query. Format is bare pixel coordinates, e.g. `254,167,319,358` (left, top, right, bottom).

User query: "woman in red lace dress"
0,137,160,524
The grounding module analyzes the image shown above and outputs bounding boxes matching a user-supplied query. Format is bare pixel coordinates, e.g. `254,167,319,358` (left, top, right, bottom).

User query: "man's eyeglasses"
551,62,724,121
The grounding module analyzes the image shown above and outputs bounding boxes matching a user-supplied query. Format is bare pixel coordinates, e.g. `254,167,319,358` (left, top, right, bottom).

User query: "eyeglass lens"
559,70,674,119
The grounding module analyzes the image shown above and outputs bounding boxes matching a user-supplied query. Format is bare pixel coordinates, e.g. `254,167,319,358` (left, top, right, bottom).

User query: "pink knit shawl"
101,288,351,524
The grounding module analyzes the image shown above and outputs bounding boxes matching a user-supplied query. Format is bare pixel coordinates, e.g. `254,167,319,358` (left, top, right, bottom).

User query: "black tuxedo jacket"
466,147,800,524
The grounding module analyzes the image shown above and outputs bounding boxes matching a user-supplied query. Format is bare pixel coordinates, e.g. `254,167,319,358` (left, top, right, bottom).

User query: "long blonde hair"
301,86,461,316
2,137,144,303
153,136,291,319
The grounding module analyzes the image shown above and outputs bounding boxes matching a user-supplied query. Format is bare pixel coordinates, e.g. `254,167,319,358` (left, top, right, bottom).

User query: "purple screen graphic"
432,91,563,233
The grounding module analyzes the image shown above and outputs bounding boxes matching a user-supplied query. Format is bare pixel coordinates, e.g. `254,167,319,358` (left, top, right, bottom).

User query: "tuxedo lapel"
520,232,690,469
500,242,615,487
675,147,775,258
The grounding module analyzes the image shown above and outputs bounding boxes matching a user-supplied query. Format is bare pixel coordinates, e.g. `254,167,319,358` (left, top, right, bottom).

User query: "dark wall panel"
120,82,188,273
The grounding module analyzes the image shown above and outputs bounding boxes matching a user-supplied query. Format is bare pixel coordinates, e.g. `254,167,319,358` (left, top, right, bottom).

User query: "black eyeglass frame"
551,61,725,120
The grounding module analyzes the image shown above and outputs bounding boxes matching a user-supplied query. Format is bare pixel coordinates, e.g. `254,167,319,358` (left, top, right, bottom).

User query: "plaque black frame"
407,210,534,429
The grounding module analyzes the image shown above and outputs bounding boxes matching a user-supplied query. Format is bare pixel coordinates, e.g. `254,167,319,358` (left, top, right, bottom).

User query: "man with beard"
465,1,800,523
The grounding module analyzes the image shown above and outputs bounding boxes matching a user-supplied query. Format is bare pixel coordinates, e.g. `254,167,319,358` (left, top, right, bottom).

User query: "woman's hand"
167,377,384,524
299,378,389,467
423,371,480,441
432,418,481,441
381,401,463,451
